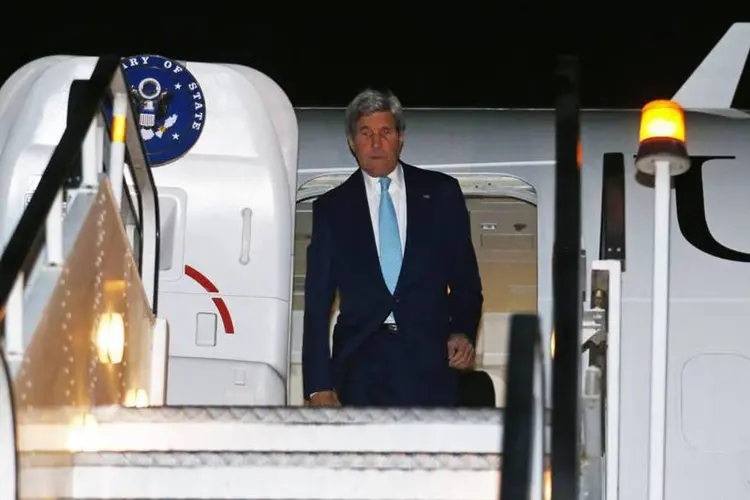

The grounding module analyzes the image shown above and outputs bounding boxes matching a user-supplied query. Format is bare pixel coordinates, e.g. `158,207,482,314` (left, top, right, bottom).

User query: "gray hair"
345,88,405,138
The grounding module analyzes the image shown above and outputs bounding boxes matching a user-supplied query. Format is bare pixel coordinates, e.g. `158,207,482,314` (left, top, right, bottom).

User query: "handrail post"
599,153,626,268
551,54,583,500
108,92,128,209
531,325,546,500
592,259,623,500
500,313,546,500
109,66,161,314
81,116,101,189
44,191,64,266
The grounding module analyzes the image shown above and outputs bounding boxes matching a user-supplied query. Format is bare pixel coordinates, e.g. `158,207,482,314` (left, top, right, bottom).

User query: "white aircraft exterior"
0,21,748,500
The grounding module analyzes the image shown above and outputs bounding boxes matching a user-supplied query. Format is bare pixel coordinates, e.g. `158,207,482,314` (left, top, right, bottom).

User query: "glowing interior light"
638,99,686,144
67,413,100,452
95,312,125,364
124,388,149,408
544,468,552,500
103,279,126,294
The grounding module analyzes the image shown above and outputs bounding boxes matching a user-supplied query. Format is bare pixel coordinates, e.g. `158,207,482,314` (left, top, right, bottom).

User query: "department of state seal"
117,54,206,166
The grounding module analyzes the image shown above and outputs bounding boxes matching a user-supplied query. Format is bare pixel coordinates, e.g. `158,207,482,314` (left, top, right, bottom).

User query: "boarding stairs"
0,56,620,499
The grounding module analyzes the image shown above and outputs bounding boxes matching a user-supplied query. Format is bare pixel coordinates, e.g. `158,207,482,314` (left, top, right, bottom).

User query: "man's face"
348,111,403,177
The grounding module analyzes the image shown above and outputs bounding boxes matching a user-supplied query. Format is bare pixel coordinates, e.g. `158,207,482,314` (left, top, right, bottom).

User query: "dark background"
2,16,749,109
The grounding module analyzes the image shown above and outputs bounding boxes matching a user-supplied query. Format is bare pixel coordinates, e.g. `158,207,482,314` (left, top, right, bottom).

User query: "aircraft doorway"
466,195,538,407
289,174,538,407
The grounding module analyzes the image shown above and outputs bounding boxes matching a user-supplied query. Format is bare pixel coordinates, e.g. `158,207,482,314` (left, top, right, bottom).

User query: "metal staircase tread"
20,450,503,470
16,405,506,425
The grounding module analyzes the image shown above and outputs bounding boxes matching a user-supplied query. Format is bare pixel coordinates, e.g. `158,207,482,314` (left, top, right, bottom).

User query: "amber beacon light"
639,99,685,143
635,99,690,176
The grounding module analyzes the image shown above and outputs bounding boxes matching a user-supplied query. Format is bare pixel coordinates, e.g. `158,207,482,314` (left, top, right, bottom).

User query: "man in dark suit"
302,89,483,407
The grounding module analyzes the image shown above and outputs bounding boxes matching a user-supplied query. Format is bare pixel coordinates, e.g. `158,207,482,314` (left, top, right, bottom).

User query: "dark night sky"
3,16,749,109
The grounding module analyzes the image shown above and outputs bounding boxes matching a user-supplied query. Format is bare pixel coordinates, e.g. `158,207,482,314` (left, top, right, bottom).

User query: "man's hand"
307,390,341,407
447,334,475,369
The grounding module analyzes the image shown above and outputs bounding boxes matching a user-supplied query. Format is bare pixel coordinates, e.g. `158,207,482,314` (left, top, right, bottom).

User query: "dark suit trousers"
337,328,459,407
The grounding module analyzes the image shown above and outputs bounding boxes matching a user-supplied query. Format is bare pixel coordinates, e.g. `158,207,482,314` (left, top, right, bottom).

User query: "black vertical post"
500,314,542,500
599,152,627,268
551,55,582,500
64,80,88,189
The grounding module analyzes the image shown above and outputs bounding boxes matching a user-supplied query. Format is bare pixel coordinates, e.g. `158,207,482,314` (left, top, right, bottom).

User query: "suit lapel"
342,171,388,290
395,163,429,292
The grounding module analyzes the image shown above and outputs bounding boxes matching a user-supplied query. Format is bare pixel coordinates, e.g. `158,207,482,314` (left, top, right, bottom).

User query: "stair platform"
16,406,526,500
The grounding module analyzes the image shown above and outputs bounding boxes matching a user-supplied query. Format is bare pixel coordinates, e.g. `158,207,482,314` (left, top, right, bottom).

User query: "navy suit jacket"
301,162,483,404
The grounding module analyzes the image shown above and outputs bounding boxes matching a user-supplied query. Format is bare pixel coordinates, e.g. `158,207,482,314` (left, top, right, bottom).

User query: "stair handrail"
0,55,161,332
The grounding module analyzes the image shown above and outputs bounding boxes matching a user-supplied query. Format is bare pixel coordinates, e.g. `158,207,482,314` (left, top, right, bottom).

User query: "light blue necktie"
378,176,402,295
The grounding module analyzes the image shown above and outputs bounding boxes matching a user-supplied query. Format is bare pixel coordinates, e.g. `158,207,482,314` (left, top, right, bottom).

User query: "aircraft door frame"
291,171,539,406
